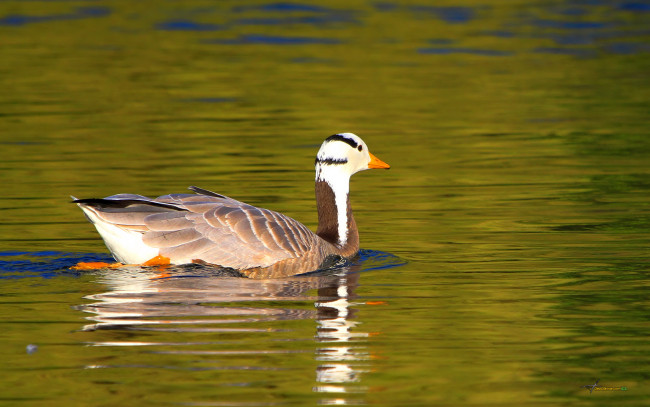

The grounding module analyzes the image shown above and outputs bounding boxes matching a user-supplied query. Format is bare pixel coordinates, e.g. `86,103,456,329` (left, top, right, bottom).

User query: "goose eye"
357,145,363,151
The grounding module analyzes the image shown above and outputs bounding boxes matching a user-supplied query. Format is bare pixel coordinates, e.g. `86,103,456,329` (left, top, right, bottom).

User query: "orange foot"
142,255,171,267
71,255,171,271
142,255,172,279
71,261,123,270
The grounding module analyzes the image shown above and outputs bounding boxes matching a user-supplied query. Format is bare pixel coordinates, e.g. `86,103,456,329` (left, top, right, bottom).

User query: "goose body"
74,133,389,276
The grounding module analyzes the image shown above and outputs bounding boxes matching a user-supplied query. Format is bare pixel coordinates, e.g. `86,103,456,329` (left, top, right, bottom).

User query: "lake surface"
1,1,649,405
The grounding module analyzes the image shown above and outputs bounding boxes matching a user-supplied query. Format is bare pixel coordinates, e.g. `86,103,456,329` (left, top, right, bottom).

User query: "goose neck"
315,168,359,254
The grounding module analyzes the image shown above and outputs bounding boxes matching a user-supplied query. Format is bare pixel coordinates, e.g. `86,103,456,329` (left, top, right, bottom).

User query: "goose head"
314,133,389,249
315,133,389,183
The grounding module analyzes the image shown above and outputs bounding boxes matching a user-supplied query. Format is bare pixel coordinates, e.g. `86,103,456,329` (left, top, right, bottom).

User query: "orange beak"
368,152,390,169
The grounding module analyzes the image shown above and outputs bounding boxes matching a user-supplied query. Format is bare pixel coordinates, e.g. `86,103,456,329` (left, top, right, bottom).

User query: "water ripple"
70,253,403,404
0,6,110,26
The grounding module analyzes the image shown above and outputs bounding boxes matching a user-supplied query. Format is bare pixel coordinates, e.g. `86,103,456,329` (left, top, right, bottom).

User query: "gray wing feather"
159,195,317,268
80,188,320,269
144,212,194,231
142,228,203,248
158,237,214,261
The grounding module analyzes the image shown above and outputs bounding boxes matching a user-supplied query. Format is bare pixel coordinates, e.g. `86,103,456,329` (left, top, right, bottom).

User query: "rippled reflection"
76,257,391,405
314,275,370,397
79,266,325,332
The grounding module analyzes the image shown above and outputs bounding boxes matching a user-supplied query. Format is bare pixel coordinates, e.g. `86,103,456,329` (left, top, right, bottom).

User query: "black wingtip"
188,186,228,199
71,197,183,211
71,198,106,205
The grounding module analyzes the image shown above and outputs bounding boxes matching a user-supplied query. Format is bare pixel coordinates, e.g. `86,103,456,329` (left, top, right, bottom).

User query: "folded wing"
75,187,317,269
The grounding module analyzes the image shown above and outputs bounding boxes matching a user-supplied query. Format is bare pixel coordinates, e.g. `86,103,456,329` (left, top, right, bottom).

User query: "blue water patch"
543,30,650,46
232,3,339,13
372,3,477,23
552,6,589,16
0,251,114,279
603,41,650,54
418,47,513,56
227,2,360,26
618,1,650,12
300,249,407,276
480,30,516,38
493,27,650,47
543,32,596,45
0,250,60,257
533,47,596,57
530,19,614,30
354,249,407,272
0,6,110,26
409,5,476,24
232,14,359,26
156,19,224,31
203,34,342,45
569,0,608,5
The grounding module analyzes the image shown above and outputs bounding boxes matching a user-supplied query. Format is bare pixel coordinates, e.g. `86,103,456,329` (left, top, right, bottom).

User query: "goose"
73,133,390,277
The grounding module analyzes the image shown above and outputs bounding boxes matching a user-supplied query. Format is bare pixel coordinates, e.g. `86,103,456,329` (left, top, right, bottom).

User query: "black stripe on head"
326,134,358,149
315,157,349,166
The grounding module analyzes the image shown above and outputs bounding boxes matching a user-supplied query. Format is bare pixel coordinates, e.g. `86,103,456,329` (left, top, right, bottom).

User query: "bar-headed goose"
73,133,389,277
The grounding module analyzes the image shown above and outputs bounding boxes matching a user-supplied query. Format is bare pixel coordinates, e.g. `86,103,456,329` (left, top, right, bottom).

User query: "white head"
315,133,389,183
314,133,390,246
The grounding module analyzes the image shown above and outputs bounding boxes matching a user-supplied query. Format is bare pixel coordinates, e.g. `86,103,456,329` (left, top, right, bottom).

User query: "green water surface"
1,1,649,406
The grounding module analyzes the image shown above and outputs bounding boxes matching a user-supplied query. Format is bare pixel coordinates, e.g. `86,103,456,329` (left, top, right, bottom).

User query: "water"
1,1,649,405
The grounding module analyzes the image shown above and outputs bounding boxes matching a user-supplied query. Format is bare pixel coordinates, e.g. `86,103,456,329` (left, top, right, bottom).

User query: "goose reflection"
314,273,371,399
78,262,374,401
79,265,331,332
